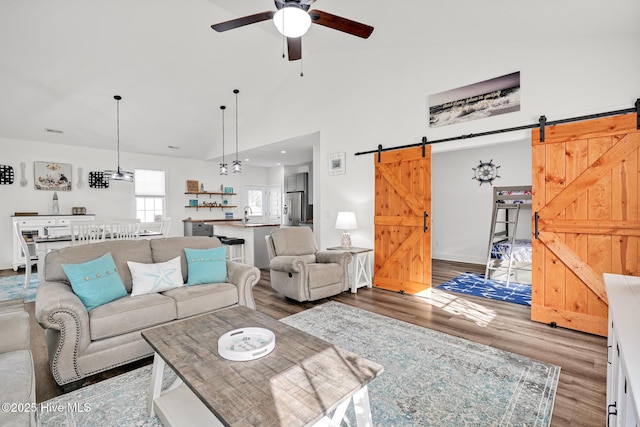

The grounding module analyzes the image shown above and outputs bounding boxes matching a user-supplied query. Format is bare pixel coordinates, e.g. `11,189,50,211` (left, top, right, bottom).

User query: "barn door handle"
534,212,539,239
424,211,429,233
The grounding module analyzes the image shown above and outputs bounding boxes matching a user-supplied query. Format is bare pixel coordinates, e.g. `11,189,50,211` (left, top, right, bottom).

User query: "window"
135,169,166,222
245,186,264,218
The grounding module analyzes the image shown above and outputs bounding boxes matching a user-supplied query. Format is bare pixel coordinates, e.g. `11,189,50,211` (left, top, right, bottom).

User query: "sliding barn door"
374,146,432,294
532,113,640,336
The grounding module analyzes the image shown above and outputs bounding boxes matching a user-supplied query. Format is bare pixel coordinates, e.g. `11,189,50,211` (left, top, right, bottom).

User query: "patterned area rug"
38,302,559,426
0,273,38,302
438,272,532,305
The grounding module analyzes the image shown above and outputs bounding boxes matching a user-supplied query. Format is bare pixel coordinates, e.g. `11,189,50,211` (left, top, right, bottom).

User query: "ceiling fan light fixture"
273,6,311,38
104,95,134,182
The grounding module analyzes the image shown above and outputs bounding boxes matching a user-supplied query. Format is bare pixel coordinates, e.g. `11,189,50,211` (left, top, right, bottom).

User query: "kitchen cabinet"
11,214,95,270
285,173,307,193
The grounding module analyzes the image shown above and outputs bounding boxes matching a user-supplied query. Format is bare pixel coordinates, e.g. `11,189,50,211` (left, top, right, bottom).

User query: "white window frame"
134,169,166,223
244,185,267,222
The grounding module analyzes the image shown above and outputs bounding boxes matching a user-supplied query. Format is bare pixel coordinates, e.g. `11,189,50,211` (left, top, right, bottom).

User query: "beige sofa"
0,300,36,427
35,236,260,388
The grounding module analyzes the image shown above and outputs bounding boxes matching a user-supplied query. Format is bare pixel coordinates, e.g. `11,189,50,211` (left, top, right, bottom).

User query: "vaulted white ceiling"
0,0,637,167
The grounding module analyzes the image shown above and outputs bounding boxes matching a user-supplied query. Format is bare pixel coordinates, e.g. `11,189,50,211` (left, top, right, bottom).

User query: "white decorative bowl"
217,327,275,361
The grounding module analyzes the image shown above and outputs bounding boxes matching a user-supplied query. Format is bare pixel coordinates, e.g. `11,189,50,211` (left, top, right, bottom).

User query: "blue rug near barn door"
437,272,531,305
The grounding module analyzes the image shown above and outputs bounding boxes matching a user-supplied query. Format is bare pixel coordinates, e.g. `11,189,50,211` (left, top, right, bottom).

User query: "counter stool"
220,237,245,263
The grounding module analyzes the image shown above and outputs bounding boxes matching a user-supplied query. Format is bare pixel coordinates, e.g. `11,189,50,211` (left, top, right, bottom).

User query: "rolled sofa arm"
226,261,260,309
269,255,308,273
35,281,91,384
316,250,352,266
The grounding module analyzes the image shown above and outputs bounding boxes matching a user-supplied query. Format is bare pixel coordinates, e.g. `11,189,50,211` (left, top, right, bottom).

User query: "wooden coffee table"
141,305,384,427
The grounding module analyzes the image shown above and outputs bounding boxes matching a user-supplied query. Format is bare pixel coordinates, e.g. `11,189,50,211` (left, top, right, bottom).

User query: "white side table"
326,247,373,293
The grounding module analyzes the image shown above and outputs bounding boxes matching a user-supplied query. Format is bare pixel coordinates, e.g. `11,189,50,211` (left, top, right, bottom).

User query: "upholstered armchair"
265,227,352,302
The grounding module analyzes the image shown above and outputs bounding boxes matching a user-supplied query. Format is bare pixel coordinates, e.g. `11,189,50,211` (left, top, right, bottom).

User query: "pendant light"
219,105,228,175
104,95,134,182
232,89,241,174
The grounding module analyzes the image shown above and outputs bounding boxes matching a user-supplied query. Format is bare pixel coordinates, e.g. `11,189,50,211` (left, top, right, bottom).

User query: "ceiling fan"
211,0,374,61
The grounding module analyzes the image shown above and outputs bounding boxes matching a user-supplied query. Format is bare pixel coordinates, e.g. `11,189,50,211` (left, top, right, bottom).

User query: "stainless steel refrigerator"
283,192,305,226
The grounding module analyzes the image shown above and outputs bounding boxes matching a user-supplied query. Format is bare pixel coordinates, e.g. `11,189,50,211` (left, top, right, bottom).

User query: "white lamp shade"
335,212,357,230
273,7,312,38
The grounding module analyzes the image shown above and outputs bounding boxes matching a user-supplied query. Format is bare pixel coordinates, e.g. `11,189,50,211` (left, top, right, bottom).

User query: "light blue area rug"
438,272,532,306
0,273,38,302
38,302,559,426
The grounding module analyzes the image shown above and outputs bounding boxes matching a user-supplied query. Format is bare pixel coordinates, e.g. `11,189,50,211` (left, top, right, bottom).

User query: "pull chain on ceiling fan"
211,0,374,61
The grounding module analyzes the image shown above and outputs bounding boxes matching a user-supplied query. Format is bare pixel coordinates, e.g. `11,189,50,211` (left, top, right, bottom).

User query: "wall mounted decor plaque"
34,161,72,191
328,152,346,175
0,165,14,184
88,171,110,189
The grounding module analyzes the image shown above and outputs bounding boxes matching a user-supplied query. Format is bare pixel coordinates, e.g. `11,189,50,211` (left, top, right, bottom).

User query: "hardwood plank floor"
14,260,606,426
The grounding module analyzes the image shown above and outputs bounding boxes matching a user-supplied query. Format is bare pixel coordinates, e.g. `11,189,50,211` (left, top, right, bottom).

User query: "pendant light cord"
115,95,122,172
220,105,226,163
234,89,239,162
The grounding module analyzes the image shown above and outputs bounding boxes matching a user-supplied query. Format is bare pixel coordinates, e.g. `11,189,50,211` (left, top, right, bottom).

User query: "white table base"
148,352,374,427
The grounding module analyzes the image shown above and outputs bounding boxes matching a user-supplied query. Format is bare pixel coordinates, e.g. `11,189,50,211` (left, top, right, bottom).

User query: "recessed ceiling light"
277,162,281,166
168,145,180,149
280,150,286,154
244,158,250,162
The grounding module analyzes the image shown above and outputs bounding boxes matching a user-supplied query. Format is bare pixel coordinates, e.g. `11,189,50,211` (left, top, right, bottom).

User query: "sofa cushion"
45,239,153,292
89,293,177,340
150,236,221,283
128,256,184,296
0,349,35,426
62,253,128,311
163,283,238,319
184,247,227,285
307,263,343,289
271,227,318,256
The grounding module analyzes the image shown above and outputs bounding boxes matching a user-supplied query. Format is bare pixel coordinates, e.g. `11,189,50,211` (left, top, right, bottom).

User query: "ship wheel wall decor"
472,159,500,185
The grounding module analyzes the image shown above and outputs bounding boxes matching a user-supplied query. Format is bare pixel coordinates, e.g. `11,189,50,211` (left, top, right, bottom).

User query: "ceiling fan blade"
287,37,302,61
211,11,274,32
309,10,374,39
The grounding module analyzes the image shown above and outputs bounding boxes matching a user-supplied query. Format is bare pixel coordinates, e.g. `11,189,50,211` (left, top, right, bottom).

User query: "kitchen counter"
212,223,281,268
206,222,280,228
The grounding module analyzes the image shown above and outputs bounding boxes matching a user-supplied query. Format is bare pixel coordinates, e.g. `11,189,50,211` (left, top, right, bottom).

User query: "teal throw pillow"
184,246,227,286
61,253,128,311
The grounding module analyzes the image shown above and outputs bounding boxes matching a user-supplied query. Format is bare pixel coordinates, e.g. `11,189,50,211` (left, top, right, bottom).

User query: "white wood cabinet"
11,215,95,270
604,273,640,427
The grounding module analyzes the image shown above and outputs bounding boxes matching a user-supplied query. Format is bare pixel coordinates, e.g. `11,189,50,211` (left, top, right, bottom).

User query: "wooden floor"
13,260,607,427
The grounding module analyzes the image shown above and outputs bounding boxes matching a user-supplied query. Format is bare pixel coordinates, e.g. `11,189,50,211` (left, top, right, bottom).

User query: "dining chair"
109,222,140,240
13,222,38,288
159,217,171,236
71,222,106,245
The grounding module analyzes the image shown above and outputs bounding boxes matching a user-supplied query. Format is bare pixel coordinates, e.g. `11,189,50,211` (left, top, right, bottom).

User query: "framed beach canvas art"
34,161,72,191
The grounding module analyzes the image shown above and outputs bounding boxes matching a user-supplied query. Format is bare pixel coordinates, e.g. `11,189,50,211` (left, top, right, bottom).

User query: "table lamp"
335,211,357,248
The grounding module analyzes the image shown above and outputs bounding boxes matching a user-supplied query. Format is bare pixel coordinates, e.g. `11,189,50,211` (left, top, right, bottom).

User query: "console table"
604,273,640,427
326,247,373,293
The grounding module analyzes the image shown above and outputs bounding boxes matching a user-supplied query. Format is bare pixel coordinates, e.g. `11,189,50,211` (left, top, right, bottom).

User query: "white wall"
0,136,268,270
304,37,640,262
431,139,532,264
2,35,639,269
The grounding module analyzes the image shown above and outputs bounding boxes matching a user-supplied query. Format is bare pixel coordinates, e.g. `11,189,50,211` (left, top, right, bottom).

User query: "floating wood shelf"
185,192,236,197
184,205,237,211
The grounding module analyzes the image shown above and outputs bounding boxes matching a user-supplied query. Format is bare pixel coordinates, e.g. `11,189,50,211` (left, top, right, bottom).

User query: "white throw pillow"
128,256,184,296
